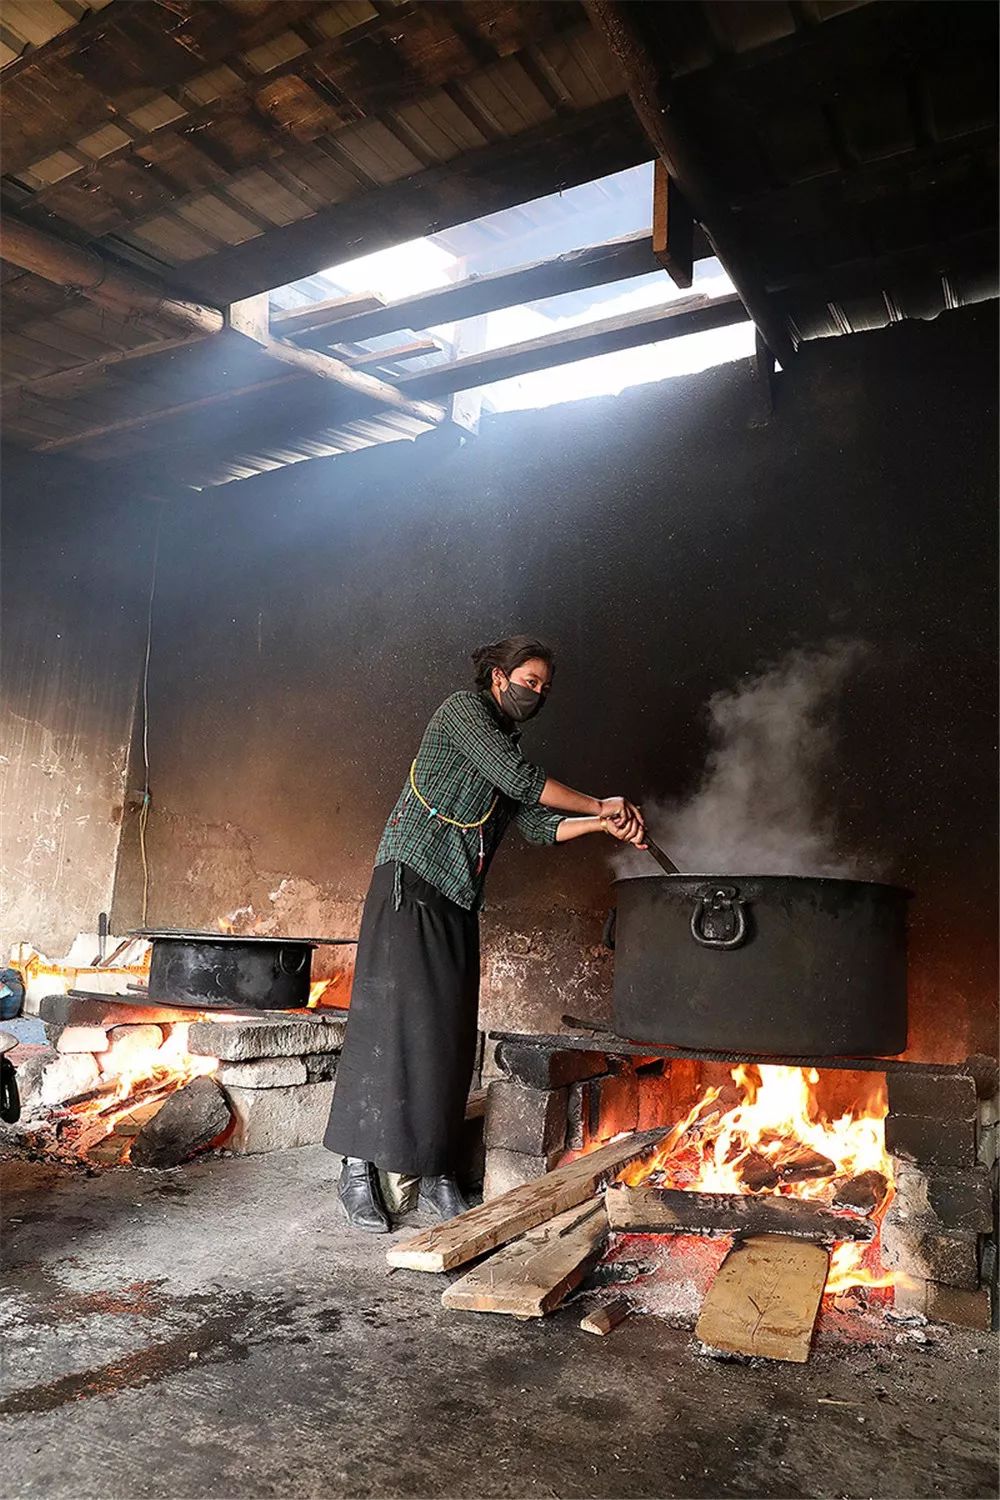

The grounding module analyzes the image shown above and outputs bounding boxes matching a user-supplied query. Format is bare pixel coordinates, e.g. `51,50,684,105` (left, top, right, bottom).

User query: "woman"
324,635,645,1232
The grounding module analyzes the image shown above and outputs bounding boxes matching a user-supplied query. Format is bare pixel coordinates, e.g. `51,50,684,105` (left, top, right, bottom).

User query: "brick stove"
480,1030,1000,1331
14,987,346,1165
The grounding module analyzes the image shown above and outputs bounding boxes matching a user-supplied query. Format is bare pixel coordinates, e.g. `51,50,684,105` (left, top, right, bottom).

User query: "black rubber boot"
338,1158,391,1234
418,1175,469,1221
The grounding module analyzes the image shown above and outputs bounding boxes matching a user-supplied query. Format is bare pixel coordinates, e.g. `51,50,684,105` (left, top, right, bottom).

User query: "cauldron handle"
278,946,309,975
690,886,747,950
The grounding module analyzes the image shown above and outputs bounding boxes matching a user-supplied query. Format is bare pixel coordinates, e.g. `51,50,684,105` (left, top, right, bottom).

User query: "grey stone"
55,1026,110,1054
304,1053,339,1083
217,1057,307,1089
884,1112,977,1167
977,1122,999,1169
189,1018,345,1061
131,1077,232,1168
223,1080,335,1154
13,1046,59,1111
484,1080,568,1155
40,1052,100,1107
587,1067,638,1143
482,1147,562,1201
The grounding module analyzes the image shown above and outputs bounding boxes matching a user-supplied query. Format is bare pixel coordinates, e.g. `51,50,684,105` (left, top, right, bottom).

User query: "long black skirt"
323,862,480,1177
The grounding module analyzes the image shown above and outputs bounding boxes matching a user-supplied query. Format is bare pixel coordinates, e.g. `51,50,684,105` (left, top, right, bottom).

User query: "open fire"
618,1063,895,1296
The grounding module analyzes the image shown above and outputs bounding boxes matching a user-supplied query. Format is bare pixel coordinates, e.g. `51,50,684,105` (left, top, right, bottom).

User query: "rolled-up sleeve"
439,693,547,804
515,804,563,846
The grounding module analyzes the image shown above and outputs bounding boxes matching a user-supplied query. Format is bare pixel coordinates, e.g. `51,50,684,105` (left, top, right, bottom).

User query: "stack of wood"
388,1129,881,1361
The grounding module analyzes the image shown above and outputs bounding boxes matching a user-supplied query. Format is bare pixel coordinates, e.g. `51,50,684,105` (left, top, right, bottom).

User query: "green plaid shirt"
375,691,563,910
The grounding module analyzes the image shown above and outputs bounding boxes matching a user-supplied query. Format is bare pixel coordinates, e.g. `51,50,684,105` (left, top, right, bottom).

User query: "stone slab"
587,1068,638,1143
304,1053,339,1083
40,1052,101,1108
217,1057,308,1088
40,993,201,1027
884,1112,977,1168
484,1079,568,1155
223,1080,335,1153
55,1026,109,1054
188,1018,346,1061
926,1283,994,1331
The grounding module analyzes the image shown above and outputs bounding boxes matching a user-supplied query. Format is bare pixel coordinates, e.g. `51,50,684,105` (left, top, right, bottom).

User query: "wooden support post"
652,160,694,290
0,215,224,337
584,0,796,367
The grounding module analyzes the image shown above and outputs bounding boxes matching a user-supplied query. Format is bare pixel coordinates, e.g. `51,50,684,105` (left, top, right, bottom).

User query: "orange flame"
70,1022,218,1159
622,1063,896,1296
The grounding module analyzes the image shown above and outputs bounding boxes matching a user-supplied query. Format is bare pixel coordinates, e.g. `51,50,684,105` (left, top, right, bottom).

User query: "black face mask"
500,678,545,722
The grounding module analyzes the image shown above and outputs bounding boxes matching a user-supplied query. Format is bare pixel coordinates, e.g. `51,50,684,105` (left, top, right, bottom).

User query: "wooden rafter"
0,214,224,337
583,0,795,367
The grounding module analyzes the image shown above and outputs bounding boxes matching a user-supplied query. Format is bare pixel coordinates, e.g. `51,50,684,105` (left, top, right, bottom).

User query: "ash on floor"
1,1145,996,1500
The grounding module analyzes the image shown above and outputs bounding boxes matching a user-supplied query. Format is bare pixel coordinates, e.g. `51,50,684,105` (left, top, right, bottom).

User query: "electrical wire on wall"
138,509,163,927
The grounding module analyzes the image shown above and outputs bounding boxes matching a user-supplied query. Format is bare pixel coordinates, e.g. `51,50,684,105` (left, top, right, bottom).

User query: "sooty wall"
112,306,998,1059
2,450,154,955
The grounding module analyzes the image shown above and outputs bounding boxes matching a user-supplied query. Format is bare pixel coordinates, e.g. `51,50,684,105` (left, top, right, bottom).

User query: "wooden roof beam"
583,0,795,367
277,229,713,350
0,214,224,337
227,294,444,428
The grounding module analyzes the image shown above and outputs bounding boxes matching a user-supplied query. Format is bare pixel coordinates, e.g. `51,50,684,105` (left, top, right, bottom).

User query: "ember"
618,1063,895,1296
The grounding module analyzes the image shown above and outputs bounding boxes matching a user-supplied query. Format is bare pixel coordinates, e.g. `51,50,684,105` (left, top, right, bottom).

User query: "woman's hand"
598,796,646,846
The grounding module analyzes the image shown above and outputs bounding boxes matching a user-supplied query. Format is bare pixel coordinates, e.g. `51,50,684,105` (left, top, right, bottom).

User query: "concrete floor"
2,1145,997,1500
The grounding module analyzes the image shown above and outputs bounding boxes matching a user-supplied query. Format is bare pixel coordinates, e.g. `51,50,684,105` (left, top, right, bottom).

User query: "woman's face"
494,656,553,701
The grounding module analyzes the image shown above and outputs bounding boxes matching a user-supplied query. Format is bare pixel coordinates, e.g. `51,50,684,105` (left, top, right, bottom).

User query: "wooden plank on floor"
604,1183,874,1242
695,1235,830,1364
387,1128,666,1273
441,1201,608,1318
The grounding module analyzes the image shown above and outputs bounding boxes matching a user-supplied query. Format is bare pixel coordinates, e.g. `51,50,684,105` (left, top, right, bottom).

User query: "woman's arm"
555,813,645,845
540,779,643,831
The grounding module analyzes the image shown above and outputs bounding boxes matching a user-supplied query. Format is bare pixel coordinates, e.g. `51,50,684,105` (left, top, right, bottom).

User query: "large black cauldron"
611,875,909,1056
137,930,355,1011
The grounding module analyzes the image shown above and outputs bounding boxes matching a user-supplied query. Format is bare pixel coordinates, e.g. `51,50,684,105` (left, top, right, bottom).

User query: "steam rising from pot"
618,640,879,879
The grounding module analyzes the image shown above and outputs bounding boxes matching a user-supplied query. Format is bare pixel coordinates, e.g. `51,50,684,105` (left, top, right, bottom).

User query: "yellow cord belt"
408,760,498,874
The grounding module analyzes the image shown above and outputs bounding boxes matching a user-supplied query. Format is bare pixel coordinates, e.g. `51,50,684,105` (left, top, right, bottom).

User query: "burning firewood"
604,1182,875,1242
776,1147,837,1183
833,1169,890,1216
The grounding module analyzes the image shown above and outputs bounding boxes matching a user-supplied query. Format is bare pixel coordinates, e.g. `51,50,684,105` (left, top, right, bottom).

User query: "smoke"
617,640,877,879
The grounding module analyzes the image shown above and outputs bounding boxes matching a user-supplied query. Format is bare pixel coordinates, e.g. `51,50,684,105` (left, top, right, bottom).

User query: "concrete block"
887,1069,976,1122
496,1041,608,1090
884,1111,976,1167
55,1026,109,1054
304,1053,339,1083
40,1052,100,1107
217,1057,307,1089
484,1079,568,1156
893,1160,995,1233
566,1079,593,1151
482,1147,562,1201
223,1080,335,1154
189,1018,345,1061
881,1214,980,1292
926,1283,993,1331
964,1054,1000,1100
